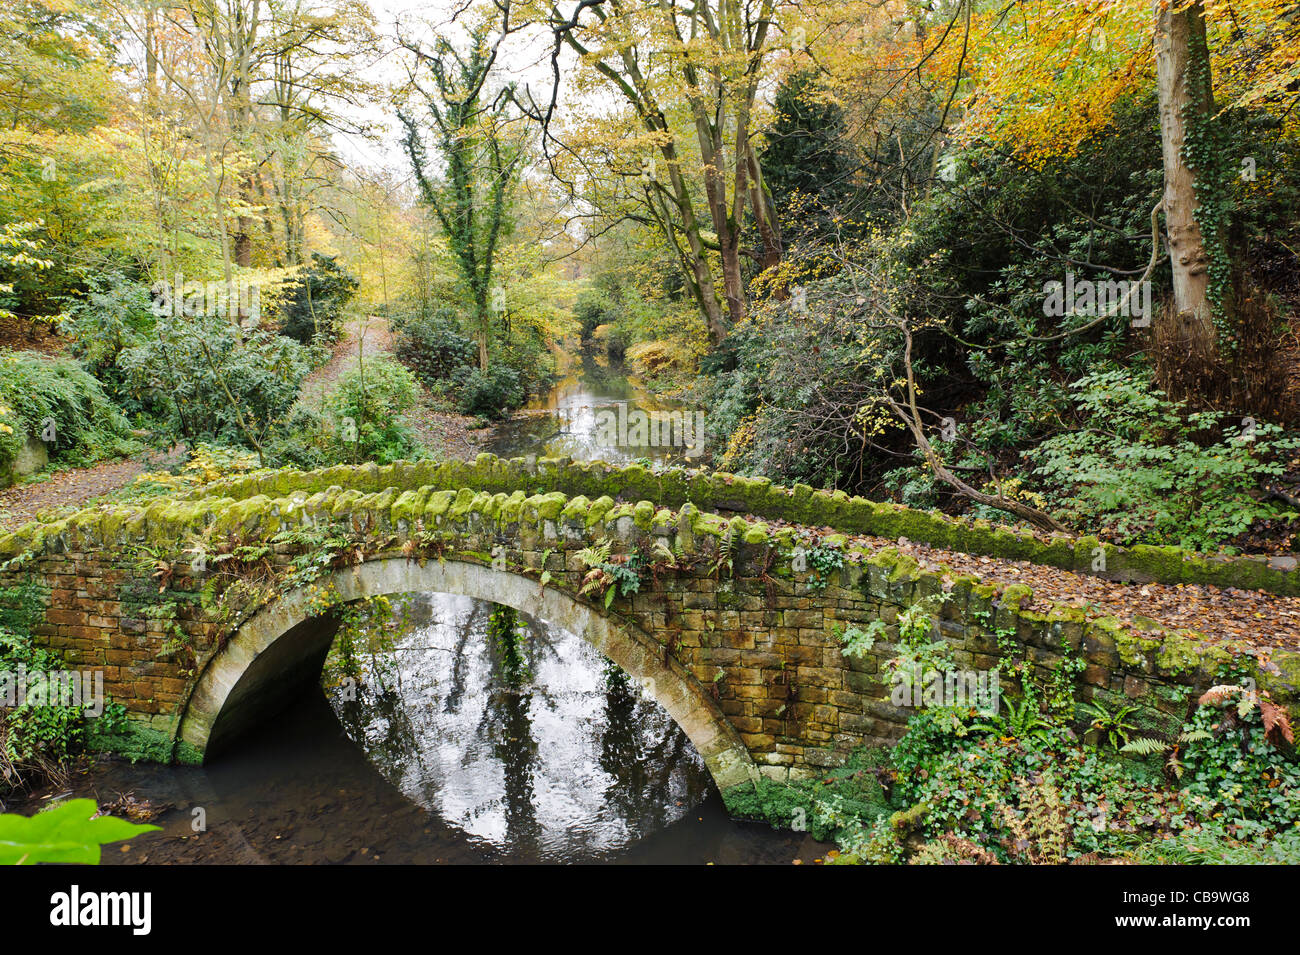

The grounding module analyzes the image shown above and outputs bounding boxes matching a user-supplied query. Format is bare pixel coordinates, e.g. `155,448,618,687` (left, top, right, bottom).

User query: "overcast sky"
331,0,573,181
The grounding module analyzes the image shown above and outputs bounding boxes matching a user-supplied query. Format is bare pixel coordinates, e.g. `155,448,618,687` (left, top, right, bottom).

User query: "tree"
760,71,858,239
1153,0,1216,361
398,23,523,370
527,0,788,345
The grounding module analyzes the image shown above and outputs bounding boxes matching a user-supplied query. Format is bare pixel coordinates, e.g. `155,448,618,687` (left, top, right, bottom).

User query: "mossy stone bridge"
1,455,1297,795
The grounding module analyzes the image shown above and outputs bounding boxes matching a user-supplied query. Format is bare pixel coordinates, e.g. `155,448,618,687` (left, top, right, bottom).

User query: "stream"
26,351,818,864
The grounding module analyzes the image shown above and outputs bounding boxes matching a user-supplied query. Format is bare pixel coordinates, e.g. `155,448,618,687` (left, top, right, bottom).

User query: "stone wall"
1,467,1295,787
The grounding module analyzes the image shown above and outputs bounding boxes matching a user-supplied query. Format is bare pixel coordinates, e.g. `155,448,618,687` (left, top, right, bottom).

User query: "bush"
0,583,130,792
0,351,136,473
574,287,617,338
454,363,526,419
277,253,360,344
625,339,693,380
324,356,418,463
62,272,154,400
1031,369,1300,549
393,307,477,383
118,311,315,455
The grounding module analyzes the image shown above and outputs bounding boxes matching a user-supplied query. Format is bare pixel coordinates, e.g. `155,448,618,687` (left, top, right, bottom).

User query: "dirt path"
299,314,396,412
0,445,185,533
303,314,491,461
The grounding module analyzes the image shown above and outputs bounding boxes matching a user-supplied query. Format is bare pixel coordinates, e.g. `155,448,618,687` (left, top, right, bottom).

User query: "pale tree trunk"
1154,0,1216,357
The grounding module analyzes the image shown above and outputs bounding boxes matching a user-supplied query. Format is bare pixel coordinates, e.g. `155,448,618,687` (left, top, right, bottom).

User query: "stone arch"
178,557,756,791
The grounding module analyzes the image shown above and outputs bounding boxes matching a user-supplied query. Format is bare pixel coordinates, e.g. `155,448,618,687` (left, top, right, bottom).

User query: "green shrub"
118,311,316,455
324,356,418,463
455,363,526,419
0,350,136,472
393,307,477,383
0,583,129,792
1031,369,1300,549
62,271,154,403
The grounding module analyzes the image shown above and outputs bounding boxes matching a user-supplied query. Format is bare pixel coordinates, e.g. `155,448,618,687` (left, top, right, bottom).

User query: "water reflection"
327,593,713,861
488,351,698,466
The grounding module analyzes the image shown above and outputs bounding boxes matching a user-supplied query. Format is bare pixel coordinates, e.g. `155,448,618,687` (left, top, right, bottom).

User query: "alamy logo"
49,885,152,935
1,667,103,717
557,403,706,458
891,667,1000,714
1042,271,1151,326
151,273,261,326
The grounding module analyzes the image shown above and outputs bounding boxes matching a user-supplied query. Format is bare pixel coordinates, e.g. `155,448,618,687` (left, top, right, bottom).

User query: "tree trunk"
1154,0,1216,358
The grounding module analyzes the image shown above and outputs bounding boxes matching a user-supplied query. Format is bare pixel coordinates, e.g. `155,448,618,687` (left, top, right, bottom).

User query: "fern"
1121,729,1213,778
574,540,612,570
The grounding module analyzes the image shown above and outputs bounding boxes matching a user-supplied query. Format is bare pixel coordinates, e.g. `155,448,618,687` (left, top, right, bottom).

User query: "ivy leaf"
0,799,159,865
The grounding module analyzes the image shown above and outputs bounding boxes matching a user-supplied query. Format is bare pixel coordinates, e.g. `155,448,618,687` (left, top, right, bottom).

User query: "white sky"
331,0,576,181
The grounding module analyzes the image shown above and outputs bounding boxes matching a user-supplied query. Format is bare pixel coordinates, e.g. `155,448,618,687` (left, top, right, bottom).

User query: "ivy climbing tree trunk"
397,25,521,371
1154,0,1217,361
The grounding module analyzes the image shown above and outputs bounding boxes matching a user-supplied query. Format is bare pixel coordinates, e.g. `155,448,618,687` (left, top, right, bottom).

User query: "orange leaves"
926,0,1300,164
1260,699,1295,747
1197,684,1244,706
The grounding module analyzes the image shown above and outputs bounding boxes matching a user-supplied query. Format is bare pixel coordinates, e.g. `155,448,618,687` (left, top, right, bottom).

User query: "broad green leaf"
0,799,159,866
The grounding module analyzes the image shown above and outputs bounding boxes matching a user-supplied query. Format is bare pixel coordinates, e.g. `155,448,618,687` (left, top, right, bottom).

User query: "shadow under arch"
178,558,757,791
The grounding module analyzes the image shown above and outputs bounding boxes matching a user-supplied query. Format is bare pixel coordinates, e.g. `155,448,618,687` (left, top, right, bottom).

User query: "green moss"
447,487,477,520
391,488,429,526
1001,583,1033,609
691,511,729,538
561,496,592,523
720,749,890,837
534,492,567,521
500,489,527,523
424,489,456,521
1153,631,1231,676
1258,651,1300,702
586,495,615,528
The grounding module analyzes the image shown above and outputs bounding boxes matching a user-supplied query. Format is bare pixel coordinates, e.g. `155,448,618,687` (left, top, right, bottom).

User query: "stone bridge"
1,455,1296,798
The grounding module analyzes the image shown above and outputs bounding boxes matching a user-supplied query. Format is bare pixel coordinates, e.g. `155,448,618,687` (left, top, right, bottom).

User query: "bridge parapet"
167,454,1300,597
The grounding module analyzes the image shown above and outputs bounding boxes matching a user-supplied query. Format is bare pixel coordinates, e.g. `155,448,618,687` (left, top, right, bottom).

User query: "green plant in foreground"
575,539,643,608
0,799,158,865
1081,699,1140,749
969,691,1059,744
835,621,883,660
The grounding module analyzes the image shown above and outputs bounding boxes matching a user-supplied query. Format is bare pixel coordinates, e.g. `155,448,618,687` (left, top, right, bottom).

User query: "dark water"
40,355,815,864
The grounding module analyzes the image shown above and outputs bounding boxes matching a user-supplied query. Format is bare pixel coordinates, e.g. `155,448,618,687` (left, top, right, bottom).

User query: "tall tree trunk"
1154,0,1216,358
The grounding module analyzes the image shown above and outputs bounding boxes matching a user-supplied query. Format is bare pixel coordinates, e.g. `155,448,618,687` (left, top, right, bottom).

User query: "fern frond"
574,540,612,570
1121,737,1171,756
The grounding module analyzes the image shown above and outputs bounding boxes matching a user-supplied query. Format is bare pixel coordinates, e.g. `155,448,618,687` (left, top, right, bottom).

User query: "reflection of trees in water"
443,600,487,714
598,661,708,832
325,590,712,856
484,602,541,854
334,682,422,789
330,594,465,794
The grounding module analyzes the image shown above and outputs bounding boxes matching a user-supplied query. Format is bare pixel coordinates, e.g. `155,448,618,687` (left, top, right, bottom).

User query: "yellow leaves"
938,0,1300,162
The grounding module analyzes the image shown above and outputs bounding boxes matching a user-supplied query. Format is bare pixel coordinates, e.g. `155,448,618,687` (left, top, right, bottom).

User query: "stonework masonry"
0,457,1295,792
